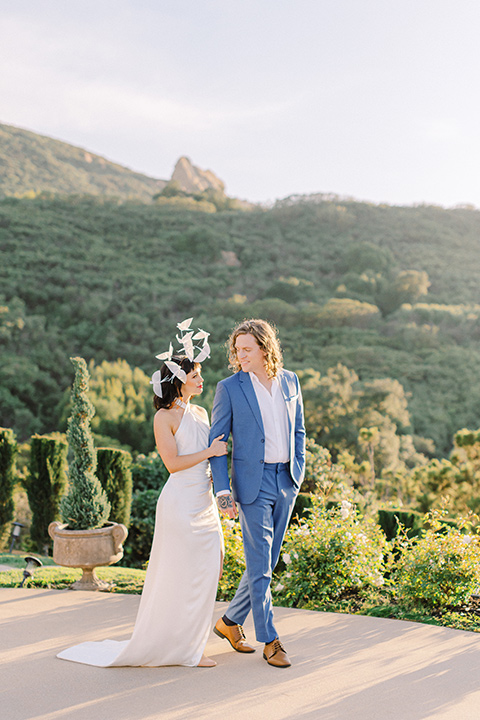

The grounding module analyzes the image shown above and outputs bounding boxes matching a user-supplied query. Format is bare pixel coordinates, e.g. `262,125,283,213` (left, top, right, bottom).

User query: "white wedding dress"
57,403,223,667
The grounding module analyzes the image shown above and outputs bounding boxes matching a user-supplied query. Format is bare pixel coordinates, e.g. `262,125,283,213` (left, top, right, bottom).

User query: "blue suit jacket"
209,369,306,504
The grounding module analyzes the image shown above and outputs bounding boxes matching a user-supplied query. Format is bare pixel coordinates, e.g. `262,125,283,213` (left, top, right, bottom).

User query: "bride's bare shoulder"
154,407,174,427
191,404,208,419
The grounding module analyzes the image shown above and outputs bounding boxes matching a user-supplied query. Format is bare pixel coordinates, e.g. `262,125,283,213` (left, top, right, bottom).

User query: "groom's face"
235,333,266,376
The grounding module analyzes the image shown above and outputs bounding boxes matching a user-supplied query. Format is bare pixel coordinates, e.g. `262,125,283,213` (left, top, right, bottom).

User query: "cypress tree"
26,434,68,552
0,427,17,547
96,447,133,527
60,357,110,530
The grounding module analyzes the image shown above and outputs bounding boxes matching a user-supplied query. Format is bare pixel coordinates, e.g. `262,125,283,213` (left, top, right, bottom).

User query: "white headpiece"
150,317,211,398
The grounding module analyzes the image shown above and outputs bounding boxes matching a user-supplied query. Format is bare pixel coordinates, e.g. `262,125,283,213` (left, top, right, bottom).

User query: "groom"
209,318,305,668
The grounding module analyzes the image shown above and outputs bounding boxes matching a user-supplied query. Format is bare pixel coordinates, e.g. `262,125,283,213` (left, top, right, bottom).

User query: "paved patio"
1,588,480,720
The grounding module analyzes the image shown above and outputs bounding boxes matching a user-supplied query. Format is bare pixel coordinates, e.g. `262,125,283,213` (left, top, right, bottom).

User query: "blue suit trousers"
225,462,297,643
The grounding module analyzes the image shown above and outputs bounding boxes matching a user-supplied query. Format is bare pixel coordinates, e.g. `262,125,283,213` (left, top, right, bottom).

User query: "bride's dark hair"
153,355,196,410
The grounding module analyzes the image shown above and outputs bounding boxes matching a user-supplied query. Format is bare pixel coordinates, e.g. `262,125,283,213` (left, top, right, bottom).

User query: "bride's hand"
209,434,228,457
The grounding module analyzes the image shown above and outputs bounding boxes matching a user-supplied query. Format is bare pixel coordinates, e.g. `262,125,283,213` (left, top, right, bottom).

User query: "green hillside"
1,193,480,467
0,123,166,200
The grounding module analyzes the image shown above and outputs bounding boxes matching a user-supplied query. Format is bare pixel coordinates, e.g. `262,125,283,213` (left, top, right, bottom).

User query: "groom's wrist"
217,493,235,513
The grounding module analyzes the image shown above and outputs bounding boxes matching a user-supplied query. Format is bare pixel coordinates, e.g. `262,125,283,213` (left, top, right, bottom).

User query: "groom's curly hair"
228,318,283,378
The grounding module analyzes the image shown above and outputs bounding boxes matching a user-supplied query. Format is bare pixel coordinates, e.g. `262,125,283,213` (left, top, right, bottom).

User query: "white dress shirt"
249,372,290,463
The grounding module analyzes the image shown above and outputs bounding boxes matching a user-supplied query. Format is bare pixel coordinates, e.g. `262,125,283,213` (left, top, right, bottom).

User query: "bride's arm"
154,411,226,474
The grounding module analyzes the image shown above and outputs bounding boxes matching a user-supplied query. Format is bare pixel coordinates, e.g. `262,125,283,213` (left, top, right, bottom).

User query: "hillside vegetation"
2,192,480,473
0,123,166,200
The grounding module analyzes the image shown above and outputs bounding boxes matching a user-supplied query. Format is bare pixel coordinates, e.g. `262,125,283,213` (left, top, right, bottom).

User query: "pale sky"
1,0,479,207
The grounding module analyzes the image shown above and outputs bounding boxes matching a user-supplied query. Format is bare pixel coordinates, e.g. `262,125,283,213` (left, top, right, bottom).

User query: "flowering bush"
393,508,480,610
273,496,388,610
216,516,246,602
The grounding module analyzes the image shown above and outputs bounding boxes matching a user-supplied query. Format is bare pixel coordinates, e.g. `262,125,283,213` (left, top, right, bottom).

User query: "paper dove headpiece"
150,318,211,398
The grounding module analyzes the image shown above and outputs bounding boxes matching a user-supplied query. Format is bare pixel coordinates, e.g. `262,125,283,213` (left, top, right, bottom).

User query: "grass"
0,553,146,594
364,603,480,632
0,553,57,568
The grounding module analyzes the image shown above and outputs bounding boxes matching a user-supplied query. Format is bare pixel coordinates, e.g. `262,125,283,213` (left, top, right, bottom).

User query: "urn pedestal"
48,521,128,591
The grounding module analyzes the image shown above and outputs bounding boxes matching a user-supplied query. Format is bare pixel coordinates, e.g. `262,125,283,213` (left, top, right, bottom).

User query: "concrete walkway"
1,588,480,720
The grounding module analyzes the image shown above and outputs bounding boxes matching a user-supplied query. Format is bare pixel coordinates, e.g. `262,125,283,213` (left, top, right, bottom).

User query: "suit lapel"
278,369,290,399
238,372,264,432
278,370,295,434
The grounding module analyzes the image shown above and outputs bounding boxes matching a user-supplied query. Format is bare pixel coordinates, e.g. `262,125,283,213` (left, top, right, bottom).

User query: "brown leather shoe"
263,638,291,668
213,618,256,653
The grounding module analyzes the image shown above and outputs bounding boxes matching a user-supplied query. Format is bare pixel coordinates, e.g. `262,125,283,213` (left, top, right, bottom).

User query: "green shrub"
290,493,313,524
377,508,424,541
394,509,480,610
96,447,133,527
264,276,316,304
120,455,169,567
26,434,68,552
0,427,17,548
273,496,388,609
216,517,246,601
122,489,160,567
131,453,169,492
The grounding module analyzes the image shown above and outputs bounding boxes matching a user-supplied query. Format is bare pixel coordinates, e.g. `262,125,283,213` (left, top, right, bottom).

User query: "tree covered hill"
0,123,166,200
1,193,480,463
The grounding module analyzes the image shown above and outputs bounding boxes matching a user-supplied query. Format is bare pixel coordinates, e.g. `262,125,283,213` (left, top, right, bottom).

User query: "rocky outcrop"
171,156,225,194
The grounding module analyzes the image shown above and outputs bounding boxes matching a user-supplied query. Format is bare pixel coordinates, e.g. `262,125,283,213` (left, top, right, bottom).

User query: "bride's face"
181,365,204,398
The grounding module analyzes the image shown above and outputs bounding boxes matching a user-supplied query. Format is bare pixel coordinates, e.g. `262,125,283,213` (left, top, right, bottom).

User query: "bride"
57,321,227,668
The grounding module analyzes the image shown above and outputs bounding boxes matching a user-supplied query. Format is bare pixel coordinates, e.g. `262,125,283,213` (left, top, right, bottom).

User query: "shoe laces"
232,624,246,641
270,639,286,656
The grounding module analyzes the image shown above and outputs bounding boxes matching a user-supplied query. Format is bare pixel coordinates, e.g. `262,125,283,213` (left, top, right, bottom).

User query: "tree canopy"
1,193,480,465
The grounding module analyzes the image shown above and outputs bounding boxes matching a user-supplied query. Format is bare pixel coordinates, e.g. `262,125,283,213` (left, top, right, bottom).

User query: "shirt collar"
249,371,279,394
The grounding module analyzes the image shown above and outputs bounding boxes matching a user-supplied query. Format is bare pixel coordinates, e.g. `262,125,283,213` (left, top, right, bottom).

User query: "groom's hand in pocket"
216,492,238,519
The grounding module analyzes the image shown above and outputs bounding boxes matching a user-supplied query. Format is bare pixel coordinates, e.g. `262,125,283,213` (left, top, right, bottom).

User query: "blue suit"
210,369,305,643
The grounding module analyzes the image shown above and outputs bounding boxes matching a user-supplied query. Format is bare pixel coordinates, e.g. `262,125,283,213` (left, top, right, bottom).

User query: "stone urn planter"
48,520,128,591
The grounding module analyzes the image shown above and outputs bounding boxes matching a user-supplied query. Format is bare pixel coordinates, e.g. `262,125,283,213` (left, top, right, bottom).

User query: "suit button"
260,460,264,464
261,439,265,443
